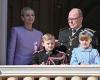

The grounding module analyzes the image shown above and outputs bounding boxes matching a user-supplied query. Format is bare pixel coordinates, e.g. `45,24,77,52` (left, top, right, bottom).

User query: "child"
32,33,67,65
70,30,100,65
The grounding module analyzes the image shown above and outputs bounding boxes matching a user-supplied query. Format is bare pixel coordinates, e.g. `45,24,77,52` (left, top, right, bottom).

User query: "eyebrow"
68,16,81,19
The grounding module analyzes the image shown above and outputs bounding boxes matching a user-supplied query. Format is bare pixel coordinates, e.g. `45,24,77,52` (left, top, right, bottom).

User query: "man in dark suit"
58,8,98,63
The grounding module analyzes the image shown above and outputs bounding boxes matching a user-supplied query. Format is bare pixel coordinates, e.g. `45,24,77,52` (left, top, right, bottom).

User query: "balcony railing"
0,65,100,76
0,65,100,80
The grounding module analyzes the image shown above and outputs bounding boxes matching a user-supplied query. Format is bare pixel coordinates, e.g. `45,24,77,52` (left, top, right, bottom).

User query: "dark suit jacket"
32,49,67,65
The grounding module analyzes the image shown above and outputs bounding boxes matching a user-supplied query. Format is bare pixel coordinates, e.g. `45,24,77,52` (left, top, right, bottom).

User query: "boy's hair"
21,7,35,16
79,30,93,41
42,33,55,42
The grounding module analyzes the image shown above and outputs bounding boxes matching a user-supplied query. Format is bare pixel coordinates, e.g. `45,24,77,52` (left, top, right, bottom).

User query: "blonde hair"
21,7,35,16
42,33,55,42
79,30,92,41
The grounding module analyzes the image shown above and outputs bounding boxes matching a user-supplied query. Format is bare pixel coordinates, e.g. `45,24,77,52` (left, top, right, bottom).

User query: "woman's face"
21,10,35,25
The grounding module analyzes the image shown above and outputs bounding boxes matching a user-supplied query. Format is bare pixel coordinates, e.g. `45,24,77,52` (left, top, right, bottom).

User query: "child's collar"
78,46,92,52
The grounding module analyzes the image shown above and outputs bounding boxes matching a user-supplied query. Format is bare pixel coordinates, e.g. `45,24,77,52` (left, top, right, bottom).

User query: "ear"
89,39,92,43
80,16,83,23
21,16,24,21
42,42,44,47
79,39,81,43
81,16,83,20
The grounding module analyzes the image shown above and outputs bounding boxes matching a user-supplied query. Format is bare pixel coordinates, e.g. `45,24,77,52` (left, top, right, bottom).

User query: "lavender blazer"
7,26,43,65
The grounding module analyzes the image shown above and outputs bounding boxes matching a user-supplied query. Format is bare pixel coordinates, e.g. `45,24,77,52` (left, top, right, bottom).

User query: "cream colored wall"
0,0,7,65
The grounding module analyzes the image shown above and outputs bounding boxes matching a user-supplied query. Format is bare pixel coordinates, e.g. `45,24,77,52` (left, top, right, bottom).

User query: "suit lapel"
72,27,83,38
68,28,72,37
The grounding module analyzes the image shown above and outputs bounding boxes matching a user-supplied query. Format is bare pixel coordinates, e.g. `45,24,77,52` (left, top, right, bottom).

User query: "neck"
73,25,82,30
24,24,33,31
46,51,52,55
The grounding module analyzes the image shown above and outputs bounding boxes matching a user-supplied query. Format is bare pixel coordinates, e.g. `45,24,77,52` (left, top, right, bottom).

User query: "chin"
70,26,76,29
83,46,89,49
48,49,53,51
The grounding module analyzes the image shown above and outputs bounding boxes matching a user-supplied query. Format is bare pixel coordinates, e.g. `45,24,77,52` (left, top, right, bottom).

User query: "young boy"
32,33,67,65
70,30,100,65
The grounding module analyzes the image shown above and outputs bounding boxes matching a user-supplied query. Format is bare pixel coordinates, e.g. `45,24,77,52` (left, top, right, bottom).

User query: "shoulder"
72,47,80,53
59,27,69,32
73,47,80,50
11,27,24,34
91,48,99,56
37,49,45,53
59,27,70,34
71,48,79,56
33,49,44,56
33,28,43,35
91,48,98,52
12,26,24,31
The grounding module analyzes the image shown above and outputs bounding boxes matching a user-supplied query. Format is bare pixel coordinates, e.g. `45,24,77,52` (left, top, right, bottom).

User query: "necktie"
72,29,76,33
72,29,76,36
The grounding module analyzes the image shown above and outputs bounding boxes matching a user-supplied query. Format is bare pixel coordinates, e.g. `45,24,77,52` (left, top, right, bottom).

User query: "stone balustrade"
0,65,100,80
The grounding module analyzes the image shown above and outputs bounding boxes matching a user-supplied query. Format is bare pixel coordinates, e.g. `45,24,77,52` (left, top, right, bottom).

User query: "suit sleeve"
7,28,17,65
58,31,64,44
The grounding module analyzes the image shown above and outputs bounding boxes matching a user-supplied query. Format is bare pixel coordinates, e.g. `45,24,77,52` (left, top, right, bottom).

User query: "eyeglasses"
68,16,81,21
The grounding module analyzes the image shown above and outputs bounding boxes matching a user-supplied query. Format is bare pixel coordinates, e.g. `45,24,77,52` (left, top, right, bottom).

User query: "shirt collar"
78,46,92,52
74,25,82,31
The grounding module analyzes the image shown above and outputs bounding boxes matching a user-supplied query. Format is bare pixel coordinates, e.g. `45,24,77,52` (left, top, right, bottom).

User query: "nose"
83,40,87,43
68,20,73,24
30,15,34,18
49,44,52,46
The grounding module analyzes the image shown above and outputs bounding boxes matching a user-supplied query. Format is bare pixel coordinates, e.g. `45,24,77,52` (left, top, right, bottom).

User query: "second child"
32,33,67,65
70,30,100,65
